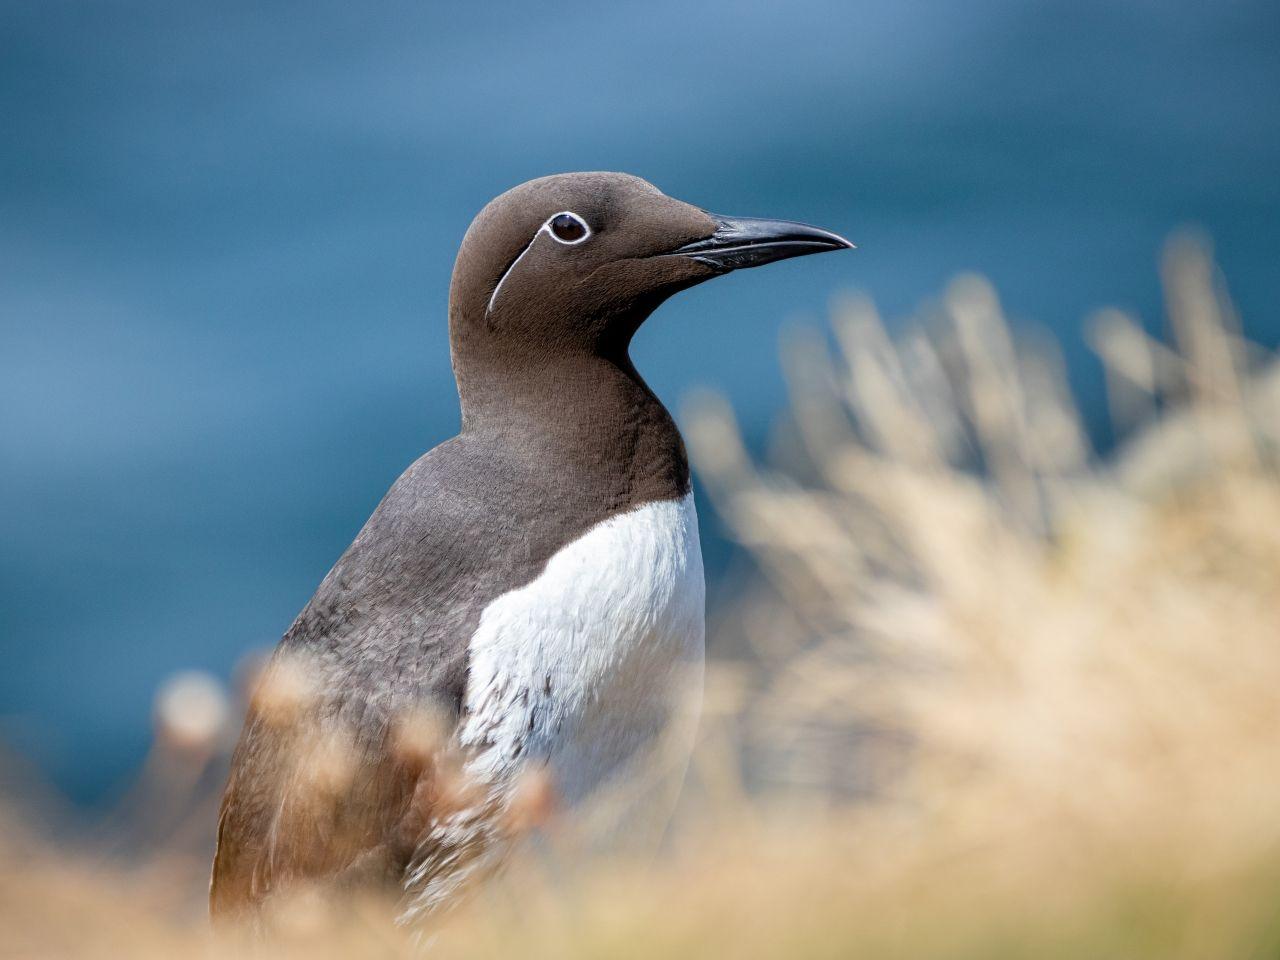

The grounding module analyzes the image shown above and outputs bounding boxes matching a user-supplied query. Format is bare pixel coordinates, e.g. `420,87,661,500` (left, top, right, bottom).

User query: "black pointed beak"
670,215,854,271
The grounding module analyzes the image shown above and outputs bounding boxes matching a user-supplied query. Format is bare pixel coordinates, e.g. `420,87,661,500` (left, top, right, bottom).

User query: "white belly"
459,492,705,804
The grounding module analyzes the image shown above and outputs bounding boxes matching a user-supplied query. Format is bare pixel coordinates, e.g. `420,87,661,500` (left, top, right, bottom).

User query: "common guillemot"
210,172,851,923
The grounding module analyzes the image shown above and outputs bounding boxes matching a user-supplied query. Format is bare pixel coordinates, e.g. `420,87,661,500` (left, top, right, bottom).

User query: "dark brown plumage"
210,172,851,924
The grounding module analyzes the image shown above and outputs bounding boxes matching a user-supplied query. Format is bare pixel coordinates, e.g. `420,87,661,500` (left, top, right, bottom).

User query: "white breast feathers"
459,492,705,804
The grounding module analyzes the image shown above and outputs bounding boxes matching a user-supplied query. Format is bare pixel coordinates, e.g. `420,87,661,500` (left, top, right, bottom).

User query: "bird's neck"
454,350,691,506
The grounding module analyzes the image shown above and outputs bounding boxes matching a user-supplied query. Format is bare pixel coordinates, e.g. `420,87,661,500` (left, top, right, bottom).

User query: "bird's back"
212,417,703,920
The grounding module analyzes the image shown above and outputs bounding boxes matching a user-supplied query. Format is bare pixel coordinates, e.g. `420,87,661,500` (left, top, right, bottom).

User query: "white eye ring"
543,211,592,245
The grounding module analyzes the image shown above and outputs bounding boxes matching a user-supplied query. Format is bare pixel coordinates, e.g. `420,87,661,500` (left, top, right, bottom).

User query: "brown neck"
452,346,690,509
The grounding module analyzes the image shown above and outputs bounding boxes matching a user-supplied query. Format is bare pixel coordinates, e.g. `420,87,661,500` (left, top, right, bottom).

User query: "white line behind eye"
487,232,538,315
487,212,592,315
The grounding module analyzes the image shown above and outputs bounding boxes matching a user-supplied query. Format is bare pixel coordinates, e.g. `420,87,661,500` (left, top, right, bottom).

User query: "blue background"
3,0,1278,802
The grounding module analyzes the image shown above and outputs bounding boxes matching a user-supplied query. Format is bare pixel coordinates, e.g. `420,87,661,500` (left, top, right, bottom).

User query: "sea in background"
2,0,1278,802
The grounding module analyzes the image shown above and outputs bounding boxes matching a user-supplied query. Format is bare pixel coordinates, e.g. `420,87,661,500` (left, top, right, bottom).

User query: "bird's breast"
458,492,705,805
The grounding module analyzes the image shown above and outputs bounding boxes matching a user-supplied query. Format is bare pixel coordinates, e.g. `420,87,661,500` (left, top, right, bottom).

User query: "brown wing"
209,702,439,920
208,446,491,920
208,436,589,919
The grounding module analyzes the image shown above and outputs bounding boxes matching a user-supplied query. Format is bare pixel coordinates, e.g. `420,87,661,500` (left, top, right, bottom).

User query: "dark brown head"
448,172,851,423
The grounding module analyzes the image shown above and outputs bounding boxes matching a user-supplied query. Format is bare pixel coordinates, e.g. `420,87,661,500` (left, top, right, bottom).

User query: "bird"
210,172,852,924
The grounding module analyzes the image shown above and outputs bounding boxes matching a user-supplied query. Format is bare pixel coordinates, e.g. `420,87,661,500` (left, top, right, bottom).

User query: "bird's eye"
548,212,589,244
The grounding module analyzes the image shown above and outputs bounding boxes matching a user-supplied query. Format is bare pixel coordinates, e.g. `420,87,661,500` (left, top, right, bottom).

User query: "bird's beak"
668,215,854,271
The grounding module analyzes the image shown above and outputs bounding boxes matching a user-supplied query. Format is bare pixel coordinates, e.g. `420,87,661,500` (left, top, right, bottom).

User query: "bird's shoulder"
282,436,521,657
336,435,511,581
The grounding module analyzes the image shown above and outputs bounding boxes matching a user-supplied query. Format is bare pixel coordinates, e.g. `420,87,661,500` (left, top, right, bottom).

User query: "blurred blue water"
2,0,1278,802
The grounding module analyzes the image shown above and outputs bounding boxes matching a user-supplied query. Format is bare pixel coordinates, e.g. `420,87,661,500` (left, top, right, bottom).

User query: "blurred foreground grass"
4,234,1280,958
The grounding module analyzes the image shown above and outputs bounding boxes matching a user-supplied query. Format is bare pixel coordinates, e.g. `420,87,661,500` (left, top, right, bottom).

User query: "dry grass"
4,233,1279,958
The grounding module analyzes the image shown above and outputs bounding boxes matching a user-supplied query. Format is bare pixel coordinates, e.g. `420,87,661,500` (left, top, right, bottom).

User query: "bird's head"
448,172,851,418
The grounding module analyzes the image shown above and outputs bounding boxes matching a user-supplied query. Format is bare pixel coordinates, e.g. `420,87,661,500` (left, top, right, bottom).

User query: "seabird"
210,172,851,923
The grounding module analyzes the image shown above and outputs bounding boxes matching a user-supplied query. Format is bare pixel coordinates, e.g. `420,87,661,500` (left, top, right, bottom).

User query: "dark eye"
548,212,589,244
